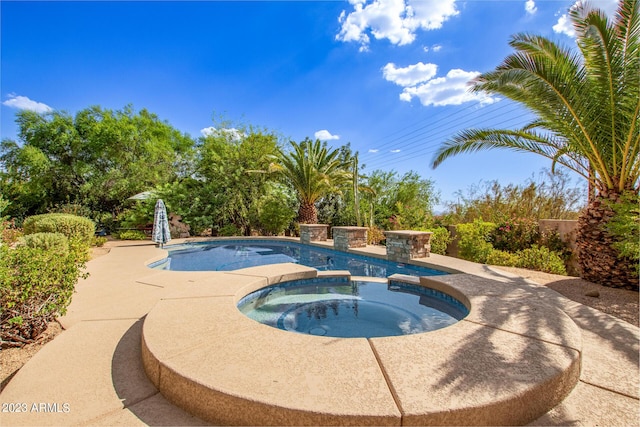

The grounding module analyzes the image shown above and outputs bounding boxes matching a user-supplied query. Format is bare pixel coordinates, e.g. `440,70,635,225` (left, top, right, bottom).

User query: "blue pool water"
151,240,447,278
237,277,468,338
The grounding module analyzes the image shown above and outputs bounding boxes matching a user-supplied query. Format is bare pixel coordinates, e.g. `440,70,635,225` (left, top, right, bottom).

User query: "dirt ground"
1,251,638,393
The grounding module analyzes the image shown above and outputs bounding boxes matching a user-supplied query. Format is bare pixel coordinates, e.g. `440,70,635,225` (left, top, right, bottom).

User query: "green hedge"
486,246,567,275
23,213,95,243
21,232,69,255
428,227,452,255
456,219,567,275
116,230,147,240
1,241,88,346
456,220,497,263
486,249,519,267
516,245,567,275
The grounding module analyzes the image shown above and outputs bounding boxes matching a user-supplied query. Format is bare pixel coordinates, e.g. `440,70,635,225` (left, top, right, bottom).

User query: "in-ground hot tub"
141,262,582,426
238,277,469,338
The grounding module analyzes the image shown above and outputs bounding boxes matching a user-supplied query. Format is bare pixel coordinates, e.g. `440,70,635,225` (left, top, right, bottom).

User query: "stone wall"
300,224,328,244
385,230,433,262
538,220,578,251
332,227,367,251
539,220,579,275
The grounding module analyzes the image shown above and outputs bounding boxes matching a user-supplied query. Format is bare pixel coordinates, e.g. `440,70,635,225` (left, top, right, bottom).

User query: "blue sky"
2,0,618,210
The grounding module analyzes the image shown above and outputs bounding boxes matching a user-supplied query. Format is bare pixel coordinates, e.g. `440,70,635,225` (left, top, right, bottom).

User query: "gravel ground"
2,256,638,393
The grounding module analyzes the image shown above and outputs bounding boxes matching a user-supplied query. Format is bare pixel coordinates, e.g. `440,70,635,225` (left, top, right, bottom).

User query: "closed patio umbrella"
152,199,171,247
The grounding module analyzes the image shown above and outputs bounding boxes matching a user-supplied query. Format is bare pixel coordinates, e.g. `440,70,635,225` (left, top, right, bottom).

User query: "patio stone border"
141,261,582,426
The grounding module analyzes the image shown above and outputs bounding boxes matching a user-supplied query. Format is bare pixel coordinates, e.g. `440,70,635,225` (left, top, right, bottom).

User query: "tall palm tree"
432,0,639,288
273,138,351,224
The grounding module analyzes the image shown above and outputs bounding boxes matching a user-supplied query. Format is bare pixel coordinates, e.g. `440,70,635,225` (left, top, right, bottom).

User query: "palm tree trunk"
298,201,318,224
576,190,638,289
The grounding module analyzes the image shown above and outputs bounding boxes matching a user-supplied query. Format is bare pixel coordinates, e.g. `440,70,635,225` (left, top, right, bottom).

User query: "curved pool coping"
141,260,582,426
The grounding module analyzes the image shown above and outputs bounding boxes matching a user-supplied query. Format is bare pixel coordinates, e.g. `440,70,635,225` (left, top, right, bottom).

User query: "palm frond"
434,0,640,193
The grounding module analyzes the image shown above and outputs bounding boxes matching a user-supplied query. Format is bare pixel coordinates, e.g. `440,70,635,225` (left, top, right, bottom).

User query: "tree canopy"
0,105,194,219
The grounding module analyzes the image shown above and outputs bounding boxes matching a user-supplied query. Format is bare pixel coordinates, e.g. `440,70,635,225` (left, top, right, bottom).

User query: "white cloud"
398,68,499,107
368,149,379,153
382,62,438,86
390,149,401,153
200,126,245,141
553,0,619,37
337,0,458,50
431,44,443,52
553,11,575,37
315,130,340,141
2,94,52,113
525,0,537,15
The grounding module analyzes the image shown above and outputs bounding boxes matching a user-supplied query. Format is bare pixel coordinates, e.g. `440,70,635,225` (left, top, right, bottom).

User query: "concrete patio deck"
1,239,638,426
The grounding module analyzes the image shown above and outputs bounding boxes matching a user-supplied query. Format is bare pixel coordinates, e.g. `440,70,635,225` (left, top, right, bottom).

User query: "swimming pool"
237,277,468,338
150,239,447,278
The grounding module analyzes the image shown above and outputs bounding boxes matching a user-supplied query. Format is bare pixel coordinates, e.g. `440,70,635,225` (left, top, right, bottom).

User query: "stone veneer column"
299,224,329,244
331,226,368,251
384,230,433,262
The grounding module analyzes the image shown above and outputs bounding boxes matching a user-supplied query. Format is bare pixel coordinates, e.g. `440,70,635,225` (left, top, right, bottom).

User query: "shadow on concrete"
111,318,209,426
486,267,640,367
432,266,639,424
428,270,578,424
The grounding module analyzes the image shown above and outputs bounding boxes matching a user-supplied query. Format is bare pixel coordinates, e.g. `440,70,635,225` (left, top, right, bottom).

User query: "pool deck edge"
1,238,638,427
140,262,583,426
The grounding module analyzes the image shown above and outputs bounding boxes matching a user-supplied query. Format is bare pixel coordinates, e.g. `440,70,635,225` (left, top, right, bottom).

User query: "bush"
21,232,69,255
116,230,147,240
428,227,451,255
257,198,296,236
218,224,242,236
490,217,540,253
486,249,520,267
539,229,573,264
1,218,22,246
516,245,567,275
23,213,95,243
256,182,297,236
92,236,108,247
1,242,88,346
367,226,386,245
456,220,497,263
48,203,93,218
606,191,640,275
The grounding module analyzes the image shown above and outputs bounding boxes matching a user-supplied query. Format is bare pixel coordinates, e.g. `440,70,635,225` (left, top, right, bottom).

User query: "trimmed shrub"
92,236,108,247
23,213,95,243
21,232,69,255
516,245,567,275
456,220,497,263
428,227,452,255
486,249,520,267
116,230,147,240
1,242,88,346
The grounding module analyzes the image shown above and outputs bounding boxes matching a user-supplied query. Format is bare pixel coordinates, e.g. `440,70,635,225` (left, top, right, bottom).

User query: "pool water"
152,240,447,278
237,277,469,338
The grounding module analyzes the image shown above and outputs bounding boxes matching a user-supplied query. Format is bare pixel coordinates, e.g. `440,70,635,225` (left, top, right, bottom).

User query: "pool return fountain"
141,228,582,425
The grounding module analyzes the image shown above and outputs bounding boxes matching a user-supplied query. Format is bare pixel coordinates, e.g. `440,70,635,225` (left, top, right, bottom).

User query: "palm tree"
273,138,351,224
432,0,639,288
